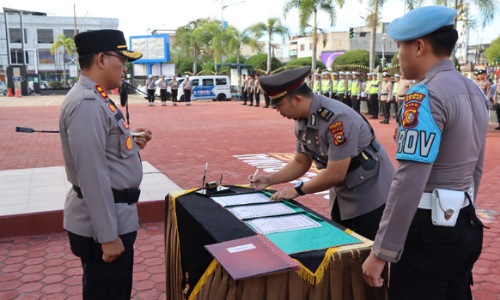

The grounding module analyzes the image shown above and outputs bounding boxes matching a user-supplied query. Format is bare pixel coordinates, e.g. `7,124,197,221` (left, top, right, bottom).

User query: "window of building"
215,78,227,86
9,28,27,43
38,49,55,64
300,44,305,51
10,49,29,64
37,29,54,44
63,29,78,39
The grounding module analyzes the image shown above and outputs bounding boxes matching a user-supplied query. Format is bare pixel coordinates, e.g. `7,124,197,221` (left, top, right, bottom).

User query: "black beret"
75,29,142,62
477,69,486,75
259,66,311,102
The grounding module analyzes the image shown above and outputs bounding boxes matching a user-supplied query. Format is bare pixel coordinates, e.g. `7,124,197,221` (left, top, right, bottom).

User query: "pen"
202,162,208,189
252,169,259,183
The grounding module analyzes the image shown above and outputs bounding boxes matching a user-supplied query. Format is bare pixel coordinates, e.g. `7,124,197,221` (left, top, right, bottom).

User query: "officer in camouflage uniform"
60,29,153,300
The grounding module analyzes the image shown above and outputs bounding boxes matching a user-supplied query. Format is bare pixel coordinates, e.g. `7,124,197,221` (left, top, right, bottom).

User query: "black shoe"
380,120,389,124
495,126,500,130
370,117,378,119
263,105,269,108
242,103,247,105
249,104,253,106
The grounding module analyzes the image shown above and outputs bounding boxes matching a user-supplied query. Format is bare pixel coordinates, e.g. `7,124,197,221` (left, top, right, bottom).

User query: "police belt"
379,93,388,95
347,139,380,172
418,187,473,210
72,185,140,205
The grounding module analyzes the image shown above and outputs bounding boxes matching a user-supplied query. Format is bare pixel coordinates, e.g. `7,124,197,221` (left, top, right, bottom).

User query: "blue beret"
388,6,457,41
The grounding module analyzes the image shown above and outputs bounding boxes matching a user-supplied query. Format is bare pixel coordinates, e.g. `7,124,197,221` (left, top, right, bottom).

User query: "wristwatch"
294,181,305,196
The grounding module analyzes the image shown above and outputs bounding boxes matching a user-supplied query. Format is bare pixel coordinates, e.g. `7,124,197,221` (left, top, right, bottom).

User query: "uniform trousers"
68,231,137,300
248,91,254,105
254,92,260,106
380,100,390,121
241,89,248,104
343,95,352,108
264,94,270,108
370,94,379,118
351,95,360,113
184,89,191,103
322,91,330,98
147,89,155,103
388,204,483,300
495,103,500,126
160,89,167,102
331,199,385,241
336,93,345,102
171,89,178,102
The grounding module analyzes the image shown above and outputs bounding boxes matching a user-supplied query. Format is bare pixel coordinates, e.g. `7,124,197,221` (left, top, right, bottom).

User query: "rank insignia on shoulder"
95,84,109,100
317,107,334,121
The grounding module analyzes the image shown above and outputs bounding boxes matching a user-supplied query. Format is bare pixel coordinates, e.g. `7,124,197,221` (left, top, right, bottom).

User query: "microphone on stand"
120,81,129,107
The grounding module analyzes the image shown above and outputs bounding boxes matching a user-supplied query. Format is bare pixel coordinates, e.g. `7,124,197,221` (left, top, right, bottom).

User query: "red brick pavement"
1,99,500,299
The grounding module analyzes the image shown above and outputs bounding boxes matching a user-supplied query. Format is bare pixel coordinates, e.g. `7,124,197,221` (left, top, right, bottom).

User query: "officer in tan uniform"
379,72,393,124
493,77,500,130
362,7,488,299
59,29,153,299
249,66,395,241
395,74,412,115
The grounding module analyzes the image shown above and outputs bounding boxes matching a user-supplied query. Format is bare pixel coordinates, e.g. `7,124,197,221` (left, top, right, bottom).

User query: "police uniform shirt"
183,78,193,90
379,81,393,101
59,75,142,243
295,94,395,219
373,59,489,262
397,79,412,98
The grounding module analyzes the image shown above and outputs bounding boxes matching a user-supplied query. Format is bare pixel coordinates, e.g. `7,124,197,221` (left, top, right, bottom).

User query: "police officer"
362,7,488,299
395,73,412,115
369,73,381,119
331,72,339,99
312,73,321,95
365,73,373,115
476,69,491,97
59,29,153,300
493,77,500,130
249,66,395,241
321,71,332,97
379,72,393,124
336,71,348,103
350,71,362,113
390,74,400,117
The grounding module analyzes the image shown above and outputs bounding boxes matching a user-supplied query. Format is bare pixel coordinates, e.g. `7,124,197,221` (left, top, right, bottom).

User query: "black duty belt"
347,139,380,172
72,185,140,205
380,93,388,95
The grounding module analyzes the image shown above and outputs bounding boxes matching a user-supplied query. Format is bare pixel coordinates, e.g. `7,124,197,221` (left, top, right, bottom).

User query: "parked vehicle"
176,75,232,101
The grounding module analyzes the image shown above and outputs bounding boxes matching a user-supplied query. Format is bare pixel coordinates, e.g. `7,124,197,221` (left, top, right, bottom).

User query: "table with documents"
164,186,387,300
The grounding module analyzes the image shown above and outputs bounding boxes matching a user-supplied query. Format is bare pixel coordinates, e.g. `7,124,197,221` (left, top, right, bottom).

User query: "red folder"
205,234,300,280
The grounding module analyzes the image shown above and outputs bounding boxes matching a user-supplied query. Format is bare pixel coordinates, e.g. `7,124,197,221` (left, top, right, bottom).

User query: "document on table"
211,192,270,207
246,214,321,235
227,202,296,220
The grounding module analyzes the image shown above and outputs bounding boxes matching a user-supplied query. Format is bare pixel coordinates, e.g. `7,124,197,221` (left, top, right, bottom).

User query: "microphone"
120,81,129,107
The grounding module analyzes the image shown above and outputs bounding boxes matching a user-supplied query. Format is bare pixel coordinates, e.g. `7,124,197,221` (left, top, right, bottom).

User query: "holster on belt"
347,139,380,172
72,185,140,205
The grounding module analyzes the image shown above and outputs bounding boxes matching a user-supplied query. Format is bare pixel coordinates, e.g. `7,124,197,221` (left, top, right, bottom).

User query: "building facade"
1,8,118,87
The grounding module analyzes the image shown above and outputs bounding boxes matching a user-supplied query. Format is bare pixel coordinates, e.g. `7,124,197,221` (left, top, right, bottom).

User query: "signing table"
164,186,387,300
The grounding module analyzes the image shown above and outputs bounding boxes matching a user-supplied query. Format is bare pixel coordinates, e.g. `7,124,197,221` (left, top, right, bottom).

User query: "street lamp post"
220,0,245,29
381,33,386,70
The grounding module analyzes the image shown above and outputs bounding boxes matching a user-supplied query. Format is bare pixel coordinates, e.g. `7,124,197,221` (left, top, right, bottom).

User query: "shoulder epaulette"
84,89,96,100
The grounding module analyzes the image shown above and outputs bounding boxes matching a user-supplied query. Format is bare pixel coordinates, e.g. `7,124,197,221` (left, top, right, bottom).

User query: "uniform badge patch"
122,121,129,129
108,104,116,113
317,107,334,121
125,136,133,151
328,121,347,146
402,92,424,128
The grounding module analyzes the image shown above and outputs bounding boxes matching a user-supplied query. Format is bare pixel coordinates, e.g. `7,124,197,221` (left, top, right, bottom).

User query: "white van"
176,75,232,101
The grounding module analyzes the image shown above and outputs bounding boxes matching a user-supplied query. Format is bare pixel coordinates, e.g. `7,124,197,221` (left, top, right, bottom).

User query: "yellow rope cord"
188,259,220,300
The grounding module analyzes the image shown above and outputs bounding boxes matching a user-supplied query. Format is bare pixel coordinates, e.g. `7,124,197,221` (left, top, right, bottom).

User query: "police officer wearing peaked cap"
60,29,153,300
250,66,395,242
362,6,488,299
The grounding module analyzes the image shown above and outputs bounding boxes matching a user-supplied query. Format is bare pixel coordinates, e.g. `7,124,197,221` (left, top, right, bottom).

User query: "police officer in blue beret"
250,66,395,242
60,29,152,299
362,6,488,299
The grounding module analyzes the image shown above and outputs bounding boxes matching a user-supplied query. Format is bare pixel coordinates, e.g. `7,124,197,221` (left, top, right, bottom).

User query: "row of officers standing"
308,71,413,124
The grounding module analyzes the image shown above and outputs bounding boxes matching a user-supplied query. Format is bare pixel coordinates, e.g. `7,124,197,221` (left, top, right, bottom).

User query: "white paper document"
246,214,321,234
211,193,270,207
227,203,296,220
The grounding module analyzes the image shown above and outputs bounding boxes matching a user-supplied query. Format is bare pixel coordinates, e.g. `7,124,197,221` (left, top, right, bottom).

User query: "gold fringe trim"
294,247,340,285
188,259,220,300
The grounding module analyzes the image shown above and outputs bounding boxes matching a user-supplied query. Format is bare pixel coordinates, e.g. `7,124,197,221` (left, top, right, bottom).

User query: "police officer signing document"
250,66,395,241
59,29,152,299
362,6,488,300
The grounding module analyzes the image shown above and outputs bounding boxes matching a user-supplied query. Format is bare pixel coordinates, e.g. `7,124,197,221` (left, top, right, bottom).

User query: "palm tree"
283,0,344,71
249,18,289,73
434,0,496,28
226,27,261,66
363,0,422,71
50,34,75,87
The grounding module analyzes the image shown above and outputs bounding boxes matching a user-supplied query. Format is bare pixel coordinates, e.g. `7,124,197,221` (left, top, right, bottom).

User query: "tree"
50,34,75,87
246,53,283,72
484,36,500,65
283,0,344,71
434,0,497,28
286,57,325,69
249,18,288,73
333,49,380,69
172,19,213,74
225,27,261,67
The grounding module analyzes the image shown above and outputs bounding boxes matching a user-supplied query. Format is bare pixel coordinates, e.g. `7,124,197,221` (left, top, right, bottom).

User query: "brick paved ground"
1,95,499,299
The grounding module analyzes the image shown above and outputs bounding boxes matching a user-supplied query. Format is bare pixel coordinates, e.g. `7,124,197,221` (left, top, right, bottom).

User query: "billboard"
130,34,170,63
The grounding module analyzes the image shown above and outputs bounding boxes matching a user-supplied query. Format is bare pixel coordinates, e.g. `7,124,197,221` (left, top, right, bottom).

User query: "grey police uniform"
373,60,488,298
295,94,395,223
60,75,142,243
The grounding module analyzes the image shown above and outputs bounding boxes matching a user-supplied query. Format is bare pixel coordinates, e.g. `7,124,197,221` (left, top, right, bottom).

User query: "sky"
2,0,498,48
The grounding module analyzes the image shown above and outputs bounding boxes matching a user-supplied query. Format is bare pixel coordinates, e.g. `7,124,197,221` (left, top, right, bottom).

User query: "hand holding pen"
248,169,270,190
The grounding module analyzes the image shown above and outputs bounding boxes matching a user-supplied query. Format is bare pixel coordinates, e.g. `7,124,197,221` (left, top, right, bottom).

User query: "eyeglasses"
102,52,127,66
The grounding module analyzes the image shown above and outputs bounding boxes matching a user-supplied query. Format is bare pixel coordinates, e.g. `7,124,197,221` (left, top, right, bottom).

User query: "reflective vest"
337,80,346,93
332,80,338,93
321,80,331,92
370,79,380,94
351,80,360,96
392,82,399,95
347,80,352,93
313,80,320,93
